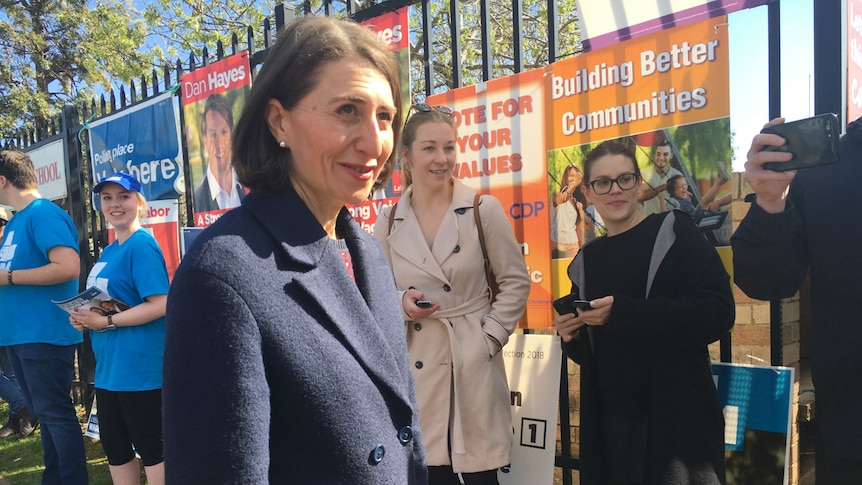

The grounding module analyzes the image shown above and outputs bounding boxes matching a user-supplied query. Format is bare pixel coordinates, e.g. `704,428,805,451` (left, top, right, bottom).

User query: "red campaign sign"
390,169,404,195
180,52,251,104
107,200,181,282
360,8,408,50
144,219,180,282
347,196,399,236
194,208,231,228
346,168,403,235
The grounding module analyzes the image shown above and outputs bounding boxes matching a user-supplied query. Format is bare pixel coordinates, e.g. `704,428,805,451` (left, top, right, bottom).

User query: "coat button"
398,426,414,444
368,444,386,464
443,284,451,292
415,361,423,369
413,322,422,331
453,245,460,253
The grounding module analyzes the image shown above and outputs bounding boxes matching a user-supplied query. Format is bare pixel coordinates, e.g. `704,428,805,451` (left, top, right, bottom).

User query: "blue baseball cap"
93,172,143,194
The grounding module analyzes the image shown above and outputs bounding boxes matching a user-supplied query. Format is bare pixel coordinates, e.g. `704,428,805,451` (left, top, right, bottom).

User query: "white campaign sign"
499,334,562,484
27,139,67,201
574,0,767,51
85,395,99,440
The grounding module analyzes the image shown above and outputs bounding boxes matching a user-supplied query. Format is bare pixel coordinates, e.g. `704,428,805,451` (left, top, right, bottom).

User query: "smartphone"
552,294,592,316
415,300,433,308
760,113,839,171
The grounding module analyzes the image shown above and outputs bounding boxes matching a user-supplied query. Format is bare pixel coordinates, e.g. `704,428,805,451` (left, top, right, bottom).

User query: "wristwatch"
104,315,117,331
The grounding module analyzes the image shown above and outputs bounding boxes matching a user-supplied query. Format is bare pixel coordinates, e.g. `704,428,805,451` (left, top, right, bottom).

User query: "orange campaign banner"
428,68,553,328
545,16,732,301
546,16,729,150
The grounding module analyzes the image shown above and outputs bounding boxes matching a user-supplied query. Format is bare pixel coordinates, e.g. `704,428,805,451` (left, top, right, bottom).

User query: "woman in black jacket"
554,141,733,485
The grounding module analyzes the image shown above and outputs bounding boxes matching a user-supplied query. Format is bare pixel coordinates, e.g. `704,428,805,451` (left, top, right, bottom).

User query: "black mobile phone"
760,113,840,171
415,300,433,308
552,294,592,316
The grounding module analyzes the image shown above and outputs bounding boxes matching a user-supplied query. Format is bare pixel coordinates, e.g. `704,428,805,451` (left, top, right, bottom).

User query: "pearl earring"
279,140,286,148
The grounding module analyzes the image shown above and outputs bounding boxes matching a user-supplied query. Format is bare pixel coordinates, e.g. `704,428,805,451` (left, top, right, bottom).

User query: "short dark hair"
0,150,38,190
582,141,640,183
202,93,234,134
232,16,402,195
654,139,674,160
667,174,686,195
400,109,457,188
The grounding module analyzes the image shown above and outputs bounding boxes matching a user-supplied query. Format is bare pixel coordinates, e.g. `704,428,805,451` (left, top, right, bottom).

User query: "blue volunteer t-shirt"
88,229,169,391
0,199,82,346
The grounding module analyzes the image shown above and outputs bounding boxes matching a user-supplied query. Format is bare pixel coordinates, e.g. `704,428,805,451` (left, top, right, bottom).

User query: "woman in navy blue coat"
163,16,426,484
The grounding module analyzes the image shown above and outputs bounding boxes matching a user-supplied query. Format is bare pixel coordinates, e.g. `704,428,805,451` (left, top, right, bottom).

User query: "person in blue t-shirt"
0,150,88,484
69,172,168,485
0,206,39,440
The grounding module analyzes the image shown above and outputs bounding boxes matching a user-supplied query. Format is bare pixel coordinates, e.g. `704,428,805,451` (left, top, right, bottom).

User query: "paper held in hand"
52,286,130,316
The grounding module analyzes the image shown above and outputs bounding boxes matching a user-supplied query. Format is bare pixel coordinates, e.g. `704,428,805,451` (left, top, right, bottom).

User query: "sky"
728,0,815,172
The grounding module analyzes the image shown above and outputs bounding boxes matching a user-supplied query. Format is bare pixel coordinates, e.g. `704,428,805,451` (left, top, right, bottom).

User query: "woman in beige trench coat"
374,105,530,485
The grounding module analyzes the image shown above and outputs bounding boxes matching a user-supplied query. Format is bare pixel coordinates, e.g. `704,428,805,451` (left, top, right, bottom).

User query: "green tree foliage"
0,0,148,132
667,118,733,179
1,0,582,135
140,0,275,64
142,0,582,101
0,0,276,134
405,0,581,97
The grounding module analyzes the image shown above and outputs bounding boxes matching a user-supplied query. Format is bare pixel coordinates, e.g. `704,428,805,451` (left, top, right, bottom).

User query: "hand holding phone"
415,300,433,308
760,113,839,171
552,293,592,316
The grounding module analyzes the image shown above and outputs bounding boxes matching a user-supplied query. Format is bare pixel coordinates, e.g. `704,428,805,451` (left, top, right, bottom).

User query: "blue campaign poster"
713,362,794,485
88,92,184,202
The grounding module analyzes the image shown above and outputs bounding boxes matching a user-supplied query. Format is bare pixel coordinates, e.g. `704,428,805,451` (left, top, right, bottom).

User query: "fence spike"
264,17,272,47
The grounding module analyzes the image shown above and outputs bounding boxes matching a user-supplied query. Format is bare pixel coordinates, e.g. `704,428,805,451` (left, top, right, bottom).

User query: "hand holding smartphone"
415,300,433,308
552,293,592,316
760,113,839,171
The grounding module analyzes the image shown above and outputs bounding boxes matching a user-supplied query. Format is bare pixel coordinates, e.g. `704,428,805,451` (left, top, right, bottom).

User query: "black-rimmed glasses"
406,103,453,121
586,172,639,195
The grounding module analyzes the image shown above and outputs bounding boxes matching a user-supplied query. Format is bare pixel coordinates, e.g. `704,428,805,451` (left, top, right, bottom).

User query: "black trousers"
428,465,499,485
816,453,862,485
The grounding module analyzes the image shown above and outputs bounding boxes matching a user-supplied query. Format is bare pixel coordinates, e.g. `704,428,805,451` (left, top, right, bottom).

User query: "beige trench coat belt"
410,293,496,455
